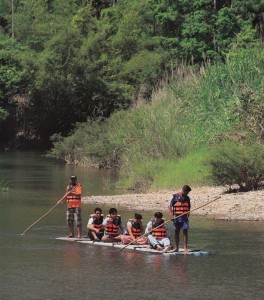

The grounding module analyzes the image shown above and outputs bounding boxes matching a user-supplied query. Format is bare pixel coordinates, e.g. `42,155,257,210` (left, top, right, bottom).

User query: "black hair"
182,185,191,193
94,207,102,213
135,213,142,220
109,208,117,214
154,212,163,218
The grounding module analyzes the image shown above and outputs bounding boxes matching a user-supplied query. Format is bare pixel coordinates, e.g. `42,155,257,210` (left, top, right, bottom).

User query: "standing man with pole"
168,185,191,253
58,176,82,238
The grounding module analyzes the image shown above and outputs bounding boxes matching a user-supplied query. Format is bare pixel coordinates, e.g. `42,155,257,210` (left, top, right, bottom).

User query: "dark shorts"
174,221,189,231
67,208,82,226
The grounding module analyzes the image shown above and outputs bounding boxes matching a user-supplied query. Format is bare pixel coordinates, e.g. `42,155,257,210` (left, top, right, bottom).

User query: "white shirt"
102,216,127,234
145,220,170,238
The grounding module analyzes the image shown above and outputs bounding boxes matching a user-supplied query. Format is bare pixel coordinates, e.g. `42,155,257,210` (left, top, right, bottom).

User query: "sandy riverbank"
82,186,264,221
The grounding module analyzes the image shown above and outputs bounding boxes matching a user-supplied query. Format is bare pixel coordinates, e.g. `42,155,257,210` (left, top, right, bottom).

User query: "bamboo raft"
55,237,210,256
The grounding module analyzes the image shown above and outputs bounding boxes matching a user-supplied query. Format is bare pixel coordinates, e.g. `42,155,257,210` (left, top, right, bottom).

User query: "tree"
209,141,264,191
0,34,29,147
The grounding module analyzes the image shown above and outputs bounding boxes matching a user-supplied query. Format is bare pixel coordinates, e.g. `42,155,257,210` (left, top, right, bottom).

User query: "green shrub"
208,141,264,191
47,132,83,165
47,120,120,167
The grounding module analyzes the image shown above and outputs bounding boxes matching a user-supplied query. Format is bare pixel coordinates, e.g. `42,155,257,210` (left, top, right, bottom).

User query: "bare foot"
156,245,163,251
163,246,171,252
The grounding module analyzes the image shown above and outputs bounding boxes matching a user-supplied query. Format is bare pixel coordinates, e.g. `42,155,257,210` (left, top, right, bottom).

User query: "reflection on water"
0,152,264,300
0,151,123,203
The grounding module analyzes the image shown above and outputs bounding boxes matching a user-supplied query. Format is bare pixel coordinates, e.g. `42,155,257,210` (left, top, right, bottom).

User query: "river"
0,152,263,300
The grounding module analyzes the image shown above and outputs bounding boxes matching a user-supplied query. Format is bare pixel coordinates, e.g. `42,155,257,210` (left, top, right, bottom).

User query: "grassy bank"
122,149,212,191
49,46,264,190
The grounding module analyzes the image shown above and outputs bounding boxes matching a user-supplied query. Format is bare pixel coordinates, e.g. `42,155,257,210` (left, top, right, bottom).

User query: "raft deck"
55,237,210,256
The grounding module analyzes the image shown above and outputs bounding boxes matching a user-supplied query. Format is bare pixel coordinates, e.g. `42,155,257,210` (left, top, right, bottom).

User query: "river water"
0,152,263,300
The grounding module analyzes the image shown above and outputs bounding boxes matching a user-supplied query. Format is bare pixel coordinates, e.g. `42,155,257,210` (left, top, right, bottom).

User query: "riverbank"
82,186,264,221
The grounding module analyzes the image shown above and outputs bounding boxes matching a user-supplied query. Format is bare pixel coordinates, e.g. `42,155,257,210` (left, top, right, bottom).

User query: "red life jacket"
90,214,104,232
105,215,121,235
128,219,142,238
151,220,167,239
66,183,82,208
173,192,190,216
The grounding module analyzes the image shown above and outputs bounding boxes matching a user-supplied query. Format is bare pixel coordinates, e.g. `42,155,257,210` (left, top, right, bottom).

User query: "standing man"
58,175,82,238
168,185,191,252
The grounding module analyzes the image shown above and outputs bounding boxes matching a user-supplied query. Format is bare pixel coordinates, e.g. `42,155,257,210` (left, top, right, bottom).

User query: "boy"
168,185,191,252
102,208,127,242
87,207,104,241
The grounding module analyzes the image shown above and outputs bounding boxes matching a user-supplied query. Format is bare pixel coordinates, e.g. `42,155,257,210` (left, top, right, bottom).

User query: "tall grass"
121,149,211,191
152,149,212,189
49,46,264,190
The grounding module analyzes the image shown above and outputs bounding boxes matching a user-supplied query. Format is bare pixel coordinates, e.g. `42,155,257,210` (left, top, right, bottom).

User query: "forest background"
0,0,264,191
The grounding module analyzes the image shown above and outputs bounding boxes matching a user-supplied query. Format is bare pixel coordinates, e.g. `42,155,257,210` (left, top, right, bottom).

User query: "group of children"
86,185,192,252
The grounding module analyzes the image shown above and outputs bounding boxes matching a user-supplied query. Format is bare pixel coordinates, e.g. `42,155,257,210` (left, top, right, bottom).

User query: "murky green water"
0,152,263,300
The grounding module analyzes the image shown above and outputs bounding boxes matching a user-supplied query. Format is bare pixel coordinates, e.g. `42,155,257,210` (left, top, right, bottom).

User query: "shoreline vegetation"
49,47,264,192
82,186,264,221
1,1,263,213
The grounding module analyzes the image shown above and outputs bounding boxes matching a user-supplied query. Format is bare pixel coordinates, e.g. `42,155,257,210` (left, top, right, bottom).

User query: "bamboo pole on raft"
120,196,222,251
21,185,78,235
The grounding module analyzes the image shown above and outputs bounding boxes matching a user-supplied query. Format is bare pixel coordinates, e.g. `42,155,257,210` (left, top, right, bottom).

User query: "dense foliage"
1,0,264,191
209,141,264,191
49,47,264,190
0,0,263,148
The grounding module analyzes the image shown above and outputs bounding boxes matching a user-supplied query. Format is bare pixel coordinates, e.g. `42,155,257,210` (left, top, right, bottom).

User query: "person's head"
134,213,142,223
154,212,163,222
182,185,191,196
109,208,118,218
94,207,102,217
70,175,77,185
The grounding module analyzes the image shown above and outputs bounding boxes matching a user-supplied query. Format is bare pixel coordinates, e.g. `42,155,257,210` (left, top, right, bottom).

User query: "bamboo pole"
21,185,77,235
120,196,221,251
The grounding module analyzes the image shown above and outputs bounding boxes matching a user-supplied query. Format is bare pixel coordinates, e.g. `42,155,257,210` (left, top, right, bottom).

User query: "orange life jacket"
151,220,167,239
66,183,82,208
90,214,104,232
173,192,190,216
128,219,142,238
105,215,121,235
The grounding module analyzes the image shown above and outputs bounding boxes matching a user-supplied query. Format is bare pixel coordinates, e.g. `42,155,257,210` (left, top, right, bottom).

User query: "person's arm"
126,222,135,239
165,224,170,238
87,218,98,232
145,221,152,234
187,198,191,217
57,185,71,204
168,198,175,220
102,217,109,227
120,221,127,234
139,221,144,233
